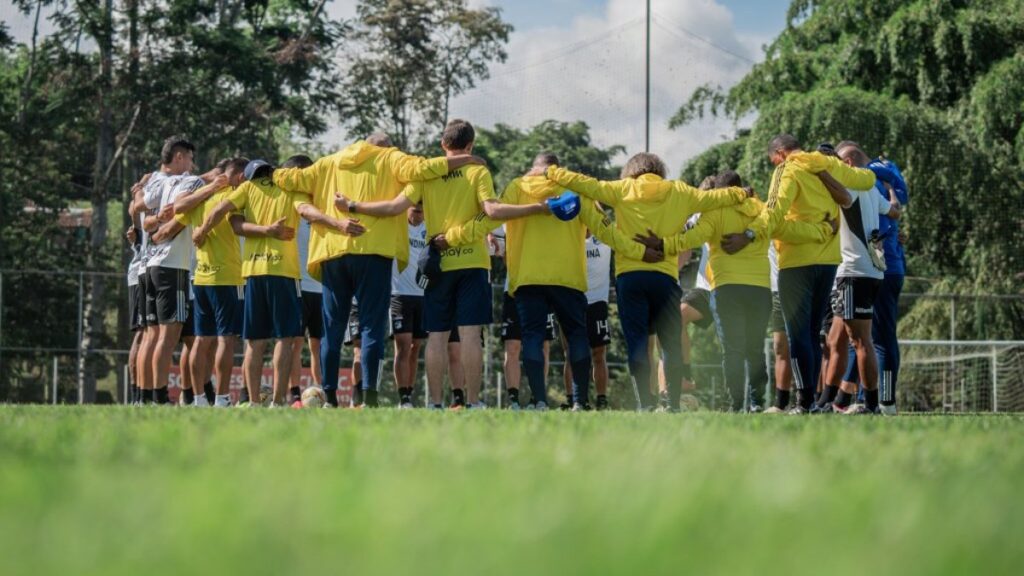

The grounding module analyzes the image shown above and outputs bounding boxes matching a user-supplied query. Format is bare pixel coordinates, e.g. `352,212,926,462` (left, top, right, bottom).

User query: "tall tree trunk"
82,0,115,403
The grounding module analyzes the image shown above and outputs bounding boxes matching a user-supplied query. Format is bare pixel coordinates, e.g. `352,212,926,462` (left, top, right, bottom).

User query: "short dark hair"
160,135,195,165
767,134,800,156
533,152,559,168
715,170,742,188
282,154,314,169
441,119,475,150
224,157,249,175
817,142,838,157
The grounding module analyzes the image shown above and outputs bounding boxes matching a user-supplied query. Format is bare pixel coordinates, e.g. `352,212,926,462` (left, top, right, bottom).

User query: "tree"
338,0,512,150
672,0,1024,339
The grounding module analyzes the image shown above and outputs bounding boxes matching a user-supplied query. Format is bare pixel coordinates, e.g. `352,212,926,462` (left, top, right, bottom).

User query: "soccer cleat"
507,401,521,411
595,395,609,411
811,403,835,414
840,404,868,415
559,402,572,411
747,404,763,414
193,395,211,407
398,401,414,410
879,403,898,416
448,402,466,412
571,403,592,412
428,403,444,411
214,395,231,408
787,405,809,415
763,406,785,414
290,400,303,409
534,401,548,412
654,405,679,413
467,402,486,410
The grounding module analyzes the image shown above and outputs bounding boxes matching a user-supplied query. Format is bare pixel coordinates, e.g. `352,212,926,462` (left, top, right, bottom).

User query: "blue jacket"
868,158,909,275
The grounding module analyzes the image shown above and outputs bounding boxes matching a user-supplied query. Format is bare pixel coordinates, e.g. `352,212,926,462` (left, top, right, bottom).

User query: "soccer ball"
301,386,326,408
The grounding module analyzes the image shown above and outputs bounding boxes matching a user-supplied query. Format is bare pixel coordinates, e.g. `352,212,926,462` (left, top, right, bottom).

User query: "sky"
0,0,793,172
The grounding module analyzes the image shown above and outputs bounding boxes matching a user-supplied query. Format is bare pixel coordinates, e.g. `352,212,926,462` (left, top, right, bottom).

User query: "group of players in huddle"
126,119,908,414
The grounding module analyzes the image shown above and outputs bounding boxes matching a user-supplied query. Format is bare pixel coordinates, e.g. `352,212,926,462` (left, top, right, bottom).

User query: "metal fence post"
123,363,129,405
497,371,503,410
77,272,84,405
0,270,4,384
991,345,998,413
52,356,58,405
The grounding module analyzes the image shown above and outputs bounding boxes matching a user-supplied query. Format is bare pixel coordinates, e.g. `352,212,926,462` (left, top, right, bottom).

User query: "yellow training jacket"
272,141,449,281
751,151,876,270
445,175,646,296
545,166,747,280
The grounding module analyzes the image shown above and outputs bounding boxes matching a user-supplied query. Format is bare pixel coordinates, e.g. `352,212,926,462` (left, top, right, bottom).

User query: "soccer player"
815,143,902,414
665,170,833,412
763,243,795,413
335,120,537,410
546,153,748,411
283,155,323,408
727,135,877,413
154,158,248,407
271,134,483,408
142,136,210,404
561,231,613,410
193,159,307,407
391,204,428,408
126,175,150,404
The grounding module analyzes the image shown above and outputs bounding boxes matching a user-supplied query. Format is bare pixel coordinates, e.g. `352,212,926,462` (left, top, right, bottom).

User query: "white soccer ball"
301,386,326,408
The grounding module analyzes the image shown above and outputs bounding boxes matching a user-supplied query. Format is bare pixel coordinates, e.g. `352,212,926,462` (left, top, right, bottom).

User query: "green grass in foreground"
0,407,1022,576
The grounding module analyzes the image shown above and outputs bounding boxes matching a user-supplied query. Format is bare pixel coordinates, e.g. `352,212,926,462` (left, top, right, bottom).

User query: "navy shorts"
243,275,303,340
302,291,323,339
423,268,492,333
193,285,243,337
501,292,556,341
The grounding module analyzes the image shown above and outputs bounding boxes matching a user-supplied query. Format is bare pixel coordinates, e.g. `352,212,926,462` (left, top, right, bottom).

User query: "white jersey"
584,236,612,304
837,186,891,279
768,242,779,293
489,223,506,257
695,244,711,291
297,219,322,294
146,174,197,271
393,221,427,296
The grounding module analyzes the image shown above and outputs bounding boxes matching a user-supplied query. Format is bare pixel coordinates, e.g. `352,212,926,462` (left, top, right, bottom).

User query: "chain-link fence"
2,269,1023,411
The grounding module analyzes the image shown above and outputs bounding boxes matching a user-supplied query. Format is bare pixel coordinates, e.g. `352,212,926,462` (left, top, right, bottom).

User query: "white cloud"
443,0,763,174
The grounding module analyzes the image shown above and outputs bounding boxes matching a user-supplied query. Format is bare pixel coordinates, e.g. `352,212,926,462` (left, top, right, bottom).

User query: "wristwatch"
349,201,357,214
743,229,755,241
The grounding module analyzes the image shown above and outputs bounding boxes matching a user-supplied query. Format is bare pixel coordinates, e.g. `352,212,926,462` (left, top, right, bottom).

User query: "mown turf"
0,407,1021,576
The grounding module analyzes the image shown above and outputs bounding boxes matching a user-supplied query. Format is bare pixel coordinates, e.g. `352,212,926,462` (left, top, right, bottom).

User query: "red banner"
168,366,354,405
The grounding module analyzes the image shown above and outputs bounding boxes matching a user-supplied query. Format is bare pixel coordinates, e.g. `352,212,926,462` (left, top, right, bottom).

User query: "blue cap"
244,159,272,181
546,191,581,221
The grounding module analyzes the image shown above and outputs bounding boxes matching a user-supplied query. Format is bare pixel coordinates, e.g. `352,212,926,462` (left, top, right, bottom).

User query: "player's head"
836,140,871,168
160,135,195,174
698,175,716,190
715,170,742,188
366,132,393,147
620,152,666,179
817,142,838,157
408,202,424,226
441,119,475,153
218,157,249,187
532,152,559,169
767,134,800,166
282,154,314,169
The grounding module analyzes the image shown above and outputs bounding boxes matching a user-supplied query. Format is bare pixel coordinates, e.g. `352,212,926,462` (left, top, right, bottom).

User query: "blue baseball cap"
546,191,582,221
244,159,272,181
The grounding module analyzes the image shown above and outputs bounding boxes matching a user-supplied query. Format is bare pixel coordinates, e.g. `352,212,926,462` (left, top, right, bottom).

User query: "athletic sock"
132,386,141,404
352,386,364,406
451,388,466,407
819,385,839,406
570,358,592,406
797,390,814,410
183,388,196,405
363,388,379,408
834,390,852,409
865,389,879,412
507,387,519,405
240,388,250,404
290,386,302,403
398,387,413,403
775,389,791,410
142,389,154,404
155,386,170,405
325,391,339,407
203,381,215,404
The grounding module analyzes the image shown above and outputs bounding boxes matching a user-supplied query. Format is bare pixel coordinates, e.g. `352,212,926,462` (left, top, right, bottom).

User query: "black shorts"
681,287,713,329
586,301,611,348
128,283,143,332
302,291,323,339
769,292,787,334
344,301,360,346
831,276,881,321
180,293,195,339
500,292,556,342
391,295,427,340
143,269,158,326
149,267,191,325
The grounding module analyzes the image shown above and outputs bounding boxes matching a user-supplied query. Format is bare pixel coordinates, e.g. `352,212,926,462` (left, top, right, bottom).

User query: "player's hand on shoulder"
432,233,450,251
720,233,751,255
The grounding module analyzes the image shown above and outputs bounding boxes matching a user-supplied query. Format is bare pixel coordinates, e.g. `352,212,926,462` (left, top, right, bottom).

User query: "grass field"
1,407,1022,576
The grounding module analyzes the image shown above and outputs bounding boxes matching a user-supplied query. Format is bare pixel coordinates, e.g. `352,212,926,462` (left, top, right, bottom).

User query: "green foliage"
673,0,1024,338
337,0,512,151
